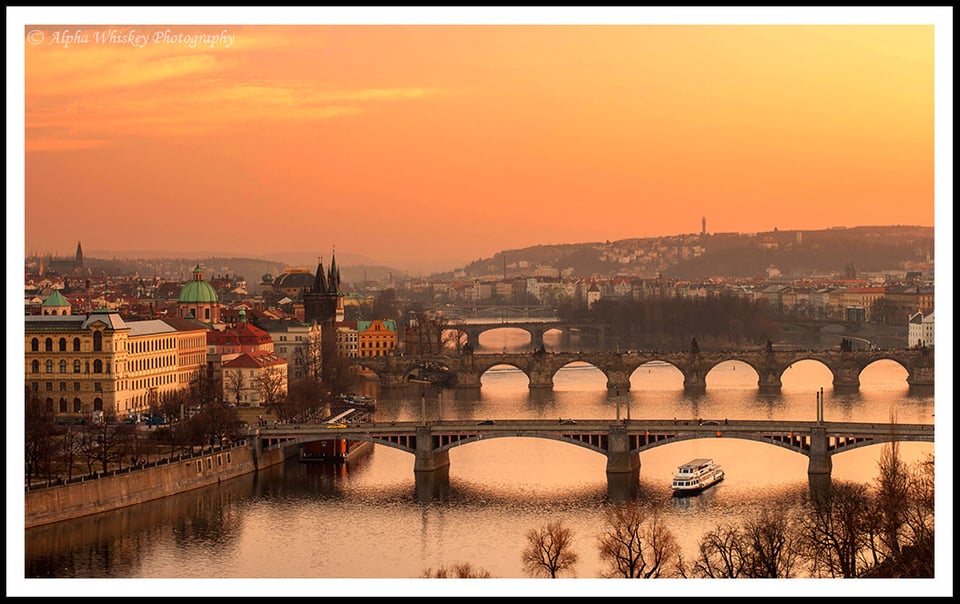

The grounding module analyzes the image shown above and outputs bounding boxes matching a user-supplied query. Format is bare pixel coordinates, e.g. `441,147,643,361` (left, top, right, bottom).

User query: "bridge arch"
434,433,607,456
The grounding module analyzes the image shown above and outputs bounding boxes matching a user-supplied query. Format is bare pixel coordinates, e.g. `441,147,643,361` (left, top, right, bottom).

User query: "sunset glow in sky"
13,9,947,273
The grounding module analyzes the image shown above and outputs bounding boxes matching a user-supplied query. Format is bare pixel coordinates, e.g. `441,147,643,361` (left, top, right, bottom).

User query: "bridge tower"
303,253,342,385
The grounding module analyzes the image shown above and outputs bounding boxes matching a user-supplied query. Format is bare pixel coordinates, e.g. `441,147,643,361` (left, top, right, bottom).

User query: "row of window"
30,334,101,352
31,359,108,374
128,337,177,354
195,452,231,472
33,381,92,392
30,356,188,375
43,397,103,413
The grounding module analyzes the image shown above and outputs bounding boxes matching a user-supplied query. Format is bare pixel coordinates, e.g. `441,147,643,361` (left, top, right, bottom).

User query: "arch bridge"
446,320,607,352
255,419,933,501
358,348,934,395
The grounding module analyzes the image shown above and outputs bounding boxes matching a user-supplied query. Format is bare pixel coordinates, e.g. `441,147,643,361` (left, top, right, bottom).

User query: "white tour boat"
671,458,725,494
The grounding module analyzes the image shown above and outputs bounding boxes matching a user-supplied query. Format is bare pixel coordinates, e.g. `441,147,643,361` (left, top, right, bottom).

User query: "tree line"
24,363,363,487
557,294,782,351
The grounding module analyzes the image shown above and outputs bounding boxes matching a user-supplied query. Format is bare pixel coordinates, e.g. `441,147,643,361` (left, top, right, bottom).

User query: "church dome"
178,265,219,304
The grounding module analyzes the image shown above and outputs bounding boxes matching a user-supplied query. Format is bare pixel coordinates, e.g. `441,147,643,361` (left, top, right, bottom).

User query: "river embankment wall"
25,440,299,529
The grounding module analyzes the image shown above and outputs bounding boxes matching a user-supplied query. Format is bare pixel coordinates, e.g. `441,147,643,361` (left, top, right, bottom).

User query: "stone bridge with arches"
450,320,607,352
254,419,934,500
358,348,935,395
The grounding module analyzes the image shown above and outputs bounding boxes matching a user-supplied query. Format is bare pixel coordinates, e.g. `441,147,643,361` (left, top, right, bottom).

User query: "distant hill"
439,225,934,280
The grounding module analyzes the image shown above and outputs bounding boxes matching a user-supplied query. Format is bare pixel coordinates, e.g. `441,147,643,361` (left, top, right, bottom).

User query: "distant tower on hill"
75,240,84,267
701,216,707,236
303,252,342,385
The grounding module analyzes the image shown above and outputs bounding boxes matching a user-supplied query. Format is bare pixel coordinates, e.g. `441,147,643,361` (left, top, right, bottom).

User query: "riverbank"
25,437,299,529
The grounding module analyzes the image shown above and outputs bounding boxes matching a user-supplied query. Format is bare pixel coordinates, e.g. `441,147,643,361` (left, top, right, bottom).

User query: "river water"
18,329,946,597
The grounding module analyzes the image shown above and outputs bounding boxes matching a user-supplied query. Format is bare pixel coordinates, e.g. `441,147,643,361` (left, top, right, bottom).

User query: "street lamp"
408,378,432,425
437,386,443,422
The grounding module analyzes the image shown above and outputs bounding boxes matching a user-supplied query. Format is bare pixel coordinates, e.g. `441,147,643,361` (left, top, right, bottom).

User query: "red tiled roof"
208,322,272,346
222,350,287,368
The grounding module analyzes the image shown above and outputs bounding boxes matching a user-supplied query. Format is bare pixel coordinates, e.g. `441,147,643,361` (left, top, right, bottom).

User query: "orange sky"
15,11,944,273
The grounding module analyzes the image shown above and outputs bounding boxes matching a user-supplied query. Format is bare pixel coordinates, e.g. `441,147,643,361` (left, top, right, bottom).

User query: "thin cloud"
25,26,443,150
25,80,437,145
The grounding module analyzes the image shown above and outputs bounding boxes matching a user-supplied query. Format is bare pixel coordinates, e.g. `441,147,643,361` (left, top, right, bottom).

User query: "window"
94,360,103,373
46,382,53,392
73,338,81,352
94,382,102,392
74,398,82,412
196,460,202,472
45,338,53,352
59,360,67,373
45,360,53,373
93,331,102,352
31,338,39,352
93,398,103,411
59,382,67,392
59,338,67,351
204,308,210,320
32,360,40,373
74,360,81,373
32,382,39,393
74,382,80,391
45,398,54,413
59,398,67,413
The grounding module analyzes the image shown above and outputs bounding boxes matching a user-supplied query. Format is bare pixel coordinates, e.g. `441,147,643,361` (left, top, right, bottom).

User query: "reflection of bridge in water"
359,349,935,395
255,419,934,500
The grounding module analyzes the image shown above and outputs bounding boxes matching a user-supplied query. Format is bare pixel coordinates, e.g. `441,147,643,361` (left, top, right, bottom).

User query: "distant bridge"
451,319,609,351
254,419,933,500
358,348,935,395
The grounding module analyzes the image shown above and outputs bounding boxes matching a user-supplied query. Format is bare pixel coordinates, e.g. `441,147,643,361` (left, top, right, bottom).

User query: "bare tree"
24,388,58,486
287,375,330,421
189,367,221,408
157,388,189,423
521,520,579,578
257,366,288,419
597,505,681,578
741,505,802,578
687,523,747,578
899,454,935,577
223,369,244,407
442,319,466,353
872,441,910,562
82,419,129,473
421,563,492,578
197,402,242,447
293,332,323,382
799,481,873,577
57,425,86,480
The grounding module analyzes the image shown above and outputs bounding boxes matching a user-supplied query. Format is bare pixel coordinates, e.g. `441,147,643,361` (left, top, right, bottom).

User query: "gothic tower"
75,240,84,267
303,252,342,385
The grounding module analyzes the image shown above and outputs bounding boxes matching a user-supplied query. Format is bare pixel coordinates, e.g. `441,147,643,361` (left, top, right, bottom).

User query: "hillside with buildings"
446,225,934,281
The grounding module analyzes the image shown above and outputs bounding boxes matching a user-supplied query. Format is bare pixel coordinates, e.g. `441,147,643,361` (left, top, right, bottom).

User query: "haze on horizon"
15,10,939,274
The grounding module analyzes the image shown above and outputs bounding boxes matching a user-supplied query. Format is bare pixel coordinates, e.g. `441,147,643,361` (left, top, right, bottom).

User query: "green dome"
178,265,219,304
178,280,218,303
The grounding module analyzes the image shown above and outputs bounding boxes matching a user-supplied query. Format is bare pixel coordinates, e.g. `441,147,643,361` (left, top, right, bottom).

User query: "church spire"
313,256,328,293
327,247,340,294
75,241,84,266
